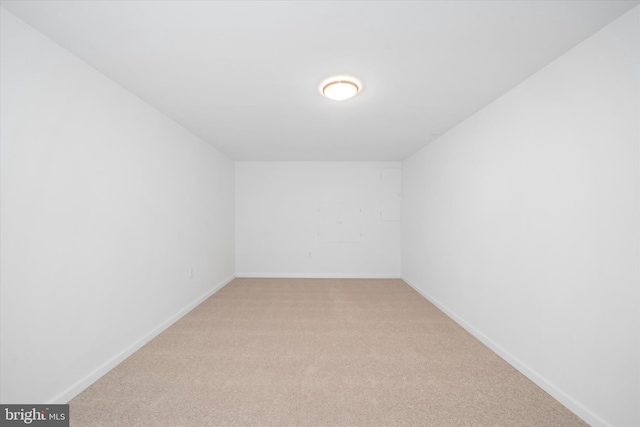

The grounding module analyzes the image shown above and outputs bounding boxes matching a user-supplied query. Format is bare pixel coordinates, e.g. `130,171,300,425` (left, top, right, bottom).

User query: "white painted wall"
236,162,401,278
402,7,639,427
0,10,235,404
2,3,637,424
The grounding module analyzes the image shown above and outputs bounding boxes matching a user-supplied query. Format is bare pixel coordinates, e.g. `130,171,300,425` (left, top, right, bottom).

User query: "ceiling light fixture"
321,77,361,101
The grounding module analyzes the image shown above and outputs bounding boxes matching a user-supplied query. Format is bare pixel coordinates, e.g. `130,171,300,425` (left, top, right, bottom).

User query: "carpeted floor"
69,278,586,426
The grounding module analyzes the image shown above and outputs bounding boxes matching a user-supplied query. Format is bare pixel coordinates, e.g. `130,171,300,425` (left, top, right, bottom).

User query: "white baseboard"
236,273,402,279
50,274,235,404
401,276,607,427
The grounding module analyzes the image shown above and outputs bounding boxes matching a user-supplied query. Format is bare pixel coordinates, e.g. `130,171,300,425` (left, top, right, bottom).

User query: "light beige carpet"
70,278,586,426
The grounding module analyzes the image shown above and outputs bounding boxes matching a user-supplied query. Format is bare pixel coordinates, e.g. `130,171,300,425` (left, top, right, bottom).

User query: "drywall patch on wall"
318,203,361,242
380,168,401,221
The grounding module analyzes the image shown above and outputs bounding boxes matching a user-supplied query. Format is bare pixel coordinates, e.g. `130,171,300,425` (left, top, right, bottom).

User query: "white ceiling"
2,1,638,161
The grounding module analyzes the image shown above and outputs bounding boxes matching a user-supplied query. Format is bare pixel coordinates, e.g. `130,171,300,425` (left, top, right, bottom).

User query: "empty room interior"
1,1,639,426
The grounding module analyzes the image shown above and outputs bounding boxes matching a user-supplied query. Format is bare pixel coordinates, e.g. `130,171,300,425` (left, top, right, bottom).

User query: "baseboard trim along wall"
401,276,607,427
50,275,236,404
236,273,402,279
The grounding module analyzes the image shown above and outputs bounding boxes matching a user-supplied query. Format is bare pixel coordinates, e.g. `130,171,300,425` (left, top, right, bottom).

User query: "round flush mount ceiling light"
321,77,361,101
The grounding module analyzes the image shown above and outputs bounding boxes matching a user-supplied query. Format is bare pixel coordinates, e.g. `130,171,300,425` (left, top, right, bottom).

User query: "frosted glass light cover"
322,80,359,101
